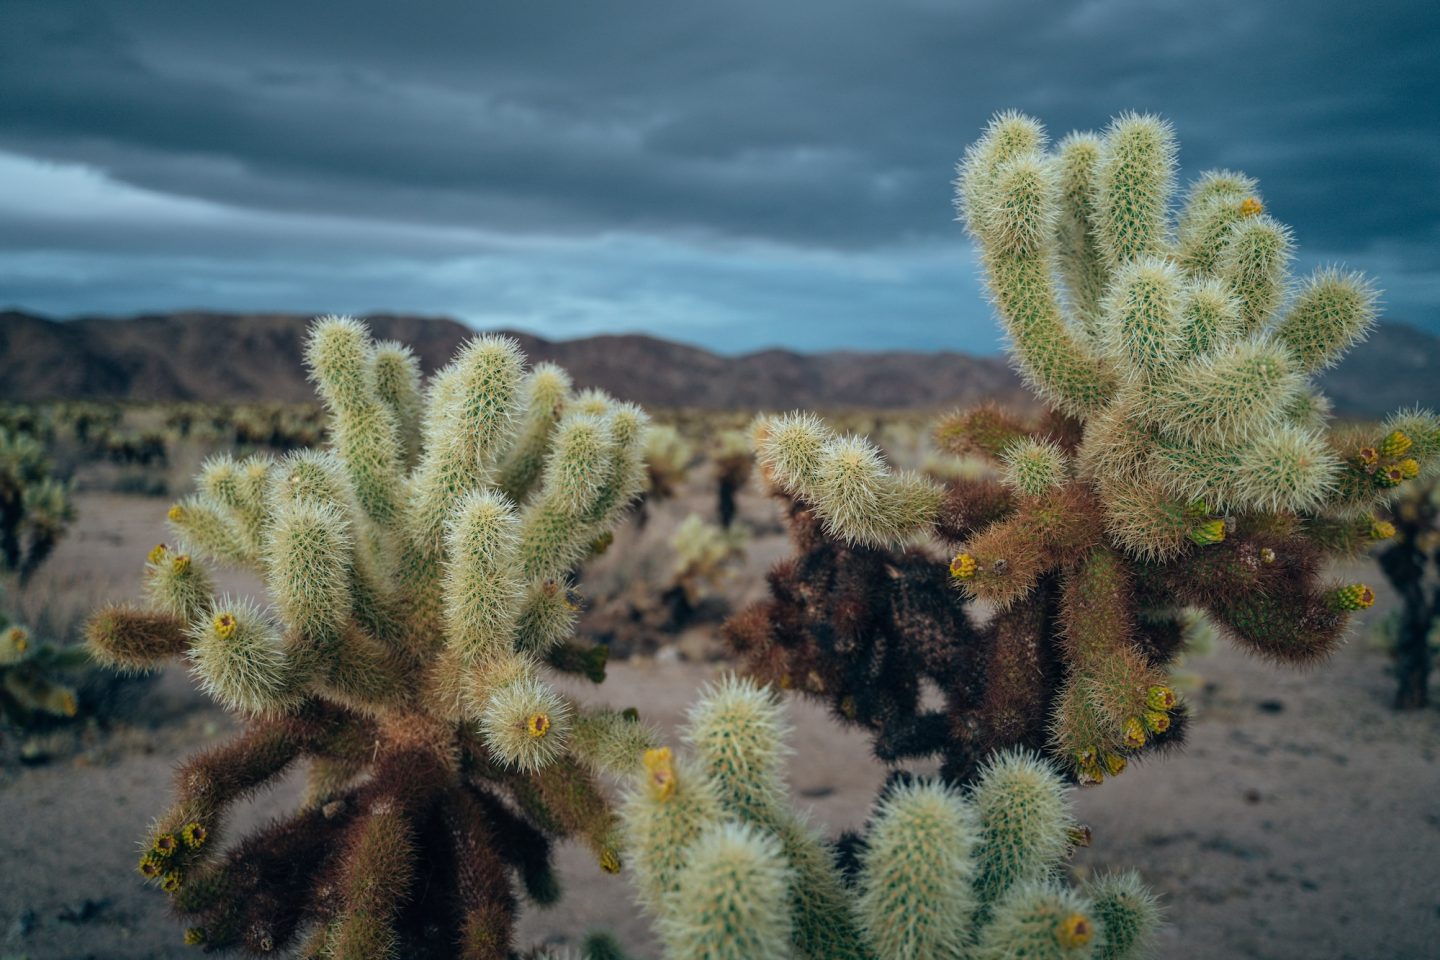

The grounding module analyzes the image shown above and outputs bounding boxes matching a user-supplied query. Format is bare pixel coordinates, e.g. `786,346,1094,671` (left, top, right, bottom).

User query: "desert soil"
2,489,1438,960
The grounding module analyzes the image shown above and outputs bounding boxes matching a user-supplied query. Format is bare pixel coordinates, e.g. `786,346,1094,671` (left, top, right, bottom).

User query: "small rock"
1257,699,1285,714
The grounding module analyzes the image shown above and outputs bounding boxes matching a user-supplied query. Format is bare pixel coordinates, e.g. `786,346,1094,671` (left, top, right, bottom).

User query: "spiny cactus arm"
143,544,214,624
370,339,424,468
958,114,1115,417
1001,438,1072,497
85,605,190,671
1052,548,1174,771
472,657,572,771
460,782,561,907
543,636,609,682
1176,170,1258,266
1275,268,1379,373
933,403,1034,462
328,795,420,958
2,663,78,720
189,597,309,715
578,402,651,532
1098,258,1189,388
1084,871,1162,960
972,879,1099,960
755,413,942,547
444,489,525,664
1150,533,1349,663
498,362,573,502
516,579,581,654
1149,336,1304,447
170,804,340,953
1231,423,1341,514
517,412,617,582
1093,112,1176,269
266,498,354,641
621,747,726,912
1054,132,1109,332
567,707,659,776
441,787,522,960
1219,214,1293,334
855,780,979,959
305,316,406,528
166,495,251,568
657,821,795,960
970,750,1073,905
198,453,275,563
311,620,417,713
531,757,627,874
685,676,872,960
935,475,1016,543
951,483,1101,608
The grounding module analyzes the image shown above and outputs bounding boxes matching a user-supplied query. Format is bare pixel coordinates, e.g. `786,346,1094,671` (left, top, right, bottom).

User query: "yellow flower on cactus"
1187,519,1226,546
1145,685,1177,711
1329,584,1376,611
1143,710,1171,734
148,543,168,565
1239,196,1264,217
167,504,185,522
1398,458,1420,479
1057,912,1095,948
1370,519,1397,540
526,712,551,738
1379,430,1413,457
212,612,237,640
643,747,677,802
1122,716,1147,749
949,553,977,579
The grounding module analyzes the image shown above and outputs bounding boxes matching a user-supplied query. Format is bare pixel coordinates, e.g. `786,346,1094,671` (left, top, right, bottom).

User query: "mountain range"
2,309,1435,418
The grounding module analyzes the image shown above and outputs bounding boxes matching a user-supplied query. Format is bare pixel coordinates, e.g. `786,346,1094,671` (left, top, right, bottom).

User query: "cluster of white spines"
156,316,649,773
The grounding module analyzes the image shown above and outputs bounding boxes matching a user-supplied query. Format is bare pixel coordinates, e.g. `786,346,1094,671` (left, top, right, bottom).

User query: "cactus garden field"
2,111,1439,960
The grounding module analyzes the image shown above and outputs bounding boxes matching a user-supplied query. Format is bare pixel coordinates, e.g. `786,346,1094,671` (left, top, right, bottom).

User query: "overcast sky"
2,0,1436,353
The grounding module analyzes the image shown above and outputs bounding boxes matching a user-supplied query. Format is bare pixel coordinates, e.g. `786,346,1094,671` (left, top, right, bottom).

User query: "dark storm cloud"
1,0,1436,349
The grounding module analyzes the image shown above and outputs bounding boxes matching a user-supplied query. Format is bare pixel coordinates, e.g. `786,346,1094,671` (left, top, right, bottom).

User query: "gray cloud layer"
1,0,1436,351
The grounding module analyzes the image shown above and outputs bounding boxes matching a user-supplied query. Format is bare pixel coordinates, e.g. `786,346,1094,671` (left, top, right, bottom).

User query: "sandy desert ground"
2,482,1438,960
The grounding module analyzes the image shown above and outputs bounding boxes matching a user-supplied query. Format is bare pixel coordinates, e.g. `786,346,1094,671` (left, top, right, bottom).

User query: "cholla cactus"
712,429,754,529
0,614,87,726
669,515,749,609
0,425,74,583
623,677,1160,960
1373,480,1439,707
729,112,1438,782
86,317,658,957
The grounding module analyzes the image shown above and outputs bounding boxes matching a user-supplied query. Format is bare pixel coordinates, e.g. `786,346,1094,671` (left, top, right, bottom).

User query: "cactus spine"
87,317,657,957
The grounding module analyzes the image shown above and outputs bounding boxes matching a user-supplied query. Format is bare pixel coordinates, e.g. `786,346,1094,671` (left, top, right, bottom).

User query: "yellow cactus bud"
1187,519,1226,546
167,504,185,522
599,848,622,874
180,822,208,849
1358,447,1379,466
526,712,551,738
171,554,191,575
1371,519,1397,540
643,747,677,802
1238,196,1264,217
138,853,165,879
1074,746,1098,769
212,612,237,640
950,552,978,579
1145,685,1177,711
1122,716,1147,749
1330,583,1375,611
148,543,168,565
153,834,180,857
1379,430,1413,457
161,871,183,893
1057,912,1095,948
1102,753,1128,777
184,927,206,947
1398,458,1420,479
1067,824,1093,848
1143,710,1171,734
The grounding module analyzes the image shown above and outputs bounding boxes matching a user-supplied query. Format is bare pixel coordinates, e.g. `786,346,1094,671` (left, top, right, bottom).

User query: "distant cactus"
1373,480,1439,708
87,317,658,957
623,676,1160,960
712,429,754,529
0,613,87,727
664,514,749,622
727,111,1437,782
0,425,74,583
637,424,695,528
